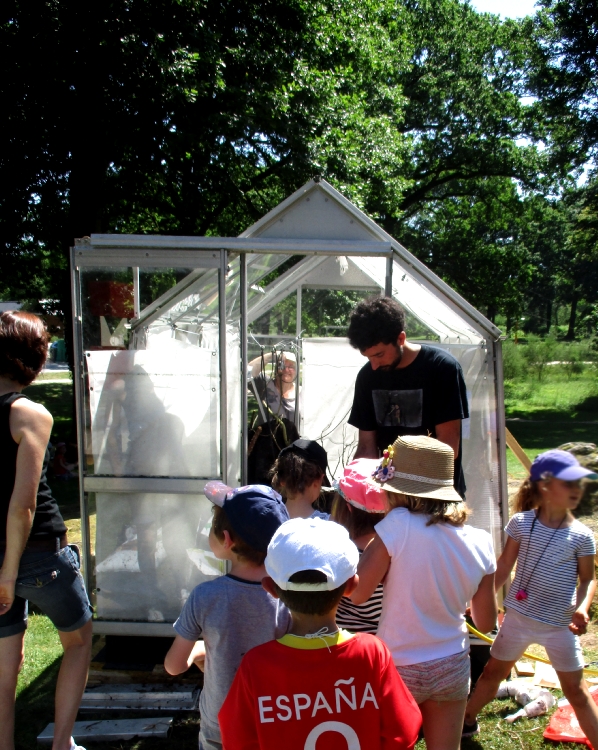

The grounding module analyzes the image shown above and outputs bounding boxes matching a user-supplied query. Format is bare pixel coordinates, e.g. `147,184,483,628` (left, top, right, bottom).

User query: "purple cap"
530,450,598,482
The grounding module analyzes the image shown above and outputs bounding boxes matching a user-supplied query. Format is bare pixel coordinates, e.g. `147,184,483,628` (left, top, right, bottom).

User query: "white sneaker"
70,738,86,750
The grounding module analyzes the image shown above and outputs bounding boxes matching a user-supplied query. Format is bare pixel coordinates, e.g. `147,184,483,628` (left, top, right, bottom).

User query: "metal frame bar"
70,248,92,591
240,254,248,484
132,267,140,318
385,256,393,297
84,476,209,494
87,234,393,256
493,338,510,544
219,250,228,483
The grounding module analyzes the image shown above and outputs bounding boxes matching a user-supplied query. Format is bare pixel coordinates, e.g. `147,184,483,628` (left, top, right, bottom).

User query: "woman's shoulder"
9,396,53,433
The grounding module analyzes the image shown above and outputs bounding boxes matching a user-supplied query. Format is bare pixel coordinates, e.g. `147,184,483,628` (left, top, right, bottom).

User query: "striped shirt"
504,511,596,627
336,550,384,634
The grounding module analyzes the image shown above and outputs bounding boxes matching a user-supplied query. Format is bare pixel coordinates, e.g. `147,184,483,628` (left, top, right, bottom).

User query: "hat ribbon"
391,470,453,486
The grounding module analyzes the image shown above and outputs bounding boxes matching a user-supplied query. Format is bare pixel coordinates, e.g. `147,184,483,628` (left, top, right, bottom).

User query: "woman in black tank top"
0,311,91,750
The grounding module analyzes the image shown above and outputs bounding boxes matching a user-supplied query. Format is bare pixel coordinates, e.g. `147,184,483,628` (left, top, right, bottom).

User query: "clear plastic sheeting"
86,347,219,478
94,492,224,622
301,340,363,476
353,257,484,345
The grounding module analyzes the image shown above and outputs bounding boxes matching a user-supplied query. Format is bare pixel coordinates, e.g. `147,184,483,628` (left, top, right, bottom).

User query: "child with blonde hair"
464,450,598,743
352,435,497,750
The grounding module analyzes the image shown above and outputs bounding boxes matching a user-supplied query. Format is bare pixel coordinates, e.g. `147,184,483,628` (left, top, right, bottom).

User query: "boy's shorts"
490,608,583,672
396,649,470,704
0,545,92,638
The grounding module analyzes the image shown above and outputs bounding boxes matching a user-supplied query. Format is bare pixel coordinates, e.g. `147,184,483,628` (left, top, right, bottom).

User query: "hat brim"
555,466,598,481
372,476,462,503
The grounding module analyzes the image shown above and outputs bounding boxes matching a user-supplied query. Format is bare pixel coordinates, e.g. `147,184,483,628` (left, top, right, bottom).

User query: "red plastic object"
88,281,134,318
544,690,598,747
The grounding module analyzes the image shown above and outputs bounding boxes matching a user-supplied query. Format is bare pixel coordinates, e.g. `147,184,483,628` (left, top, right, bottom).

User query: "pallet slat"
38,718,173,743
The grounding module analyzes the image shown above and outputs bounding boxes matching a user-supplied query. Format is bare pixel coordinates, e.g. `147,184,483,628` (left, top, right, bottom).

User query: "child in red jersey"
218,517,421,750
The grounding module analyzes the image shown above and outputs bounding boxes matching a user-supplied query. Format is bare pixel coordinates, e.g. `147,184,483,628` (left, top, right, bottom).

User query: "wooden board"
38,718,173,743
80,683,199,711
514,660,535,676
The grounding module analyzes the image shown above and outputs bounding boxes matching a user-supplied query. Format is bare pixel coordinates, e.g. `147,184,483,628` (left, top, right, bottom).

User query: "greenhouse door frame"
71,235,393,635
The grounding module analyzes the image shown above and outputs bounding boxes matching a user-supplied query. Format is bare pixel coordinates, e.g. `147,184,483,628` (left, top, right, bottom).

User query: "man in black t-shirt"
347,297,469,497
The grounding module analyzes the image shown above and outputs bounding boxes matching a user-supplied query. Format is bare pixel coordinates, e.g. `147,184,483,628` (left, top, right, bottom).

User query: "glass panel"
80,267,221,478
94,492,224,622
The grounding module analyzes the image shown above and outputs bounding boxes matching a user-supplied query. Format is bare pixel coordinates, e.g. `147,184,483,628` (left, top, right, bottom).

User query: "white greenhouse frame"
71,178,508,637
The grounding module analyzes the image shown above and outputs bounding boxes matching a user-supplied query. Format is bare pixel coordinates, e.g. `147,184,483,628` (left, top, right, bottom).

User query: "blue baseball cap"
530,450,598,482
222,485,290,553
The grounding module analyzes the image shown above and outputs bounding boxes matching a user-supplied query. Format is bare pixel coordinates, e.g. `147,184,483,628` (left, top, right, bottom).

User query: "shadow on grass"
15,657,61,750
23,381,75,442
506,392,598,454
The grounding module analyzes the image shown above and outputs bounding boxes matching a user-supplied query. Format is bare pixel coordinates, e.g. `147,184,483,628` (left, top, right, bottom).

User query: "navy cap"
279,439,328,474
223,485,290,553
530,450,598,482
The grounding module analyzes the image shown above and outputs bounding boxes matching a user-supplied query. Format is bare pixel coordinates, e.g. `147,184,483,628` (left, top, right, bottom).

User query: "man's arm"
354,429,378,459
434,419,460,458
0,399,53,615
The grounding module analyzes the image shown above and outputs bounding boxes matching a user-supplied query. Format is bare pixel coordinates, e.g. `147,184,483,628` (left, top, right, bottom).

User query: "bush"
502,340,527,380
522,334,558,380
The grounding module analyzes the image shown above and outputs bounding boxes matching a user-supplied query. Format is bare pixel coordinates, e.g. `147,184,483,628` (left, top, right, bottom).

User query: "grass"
14,365,598,749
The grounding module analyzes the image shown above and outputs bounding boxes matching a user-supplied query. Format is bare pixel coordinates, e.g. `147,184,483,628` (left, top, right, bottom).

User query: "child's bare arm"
470,573,498,634
350,534,390,604
570,555,596,636
494,536,520,591
164,635,202,675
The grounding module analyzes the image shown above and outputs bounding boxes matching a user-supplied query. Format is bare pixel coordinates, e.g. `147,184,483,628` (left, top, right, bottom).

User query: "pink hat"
337,459,387,513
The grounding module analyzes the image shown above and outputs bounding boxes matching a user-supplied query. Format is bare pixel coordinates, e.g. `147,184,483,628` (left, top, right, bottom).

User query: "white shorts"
490,608,584,672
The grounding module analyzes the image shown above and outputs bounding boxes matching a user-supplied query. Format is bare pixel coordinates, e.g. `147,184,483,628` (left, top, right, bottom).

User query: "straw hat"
372,434,461,503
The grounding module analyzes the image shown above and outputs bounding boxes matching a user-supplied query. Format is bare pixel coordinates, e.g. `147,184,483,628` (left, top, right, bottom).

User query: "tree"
529,0,598,171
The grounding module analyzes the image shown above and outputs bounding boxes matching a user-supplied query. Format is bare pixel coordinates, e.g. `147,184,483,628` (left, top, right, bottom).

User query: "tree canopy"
1,0,597,340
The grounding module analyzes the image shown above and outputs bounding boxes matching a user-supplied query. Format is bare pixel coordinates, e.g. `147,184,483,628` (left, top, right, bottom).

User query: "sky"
469,0,539,18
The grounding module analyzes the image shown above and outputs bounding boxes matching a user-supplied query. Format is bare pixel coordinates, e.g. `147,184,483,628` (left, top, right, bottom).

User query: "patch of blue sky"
467,0,539,19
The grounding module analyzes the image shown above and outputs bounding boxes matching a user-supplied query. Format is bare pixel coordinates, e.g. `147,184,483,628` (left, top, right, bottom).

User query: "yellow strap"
467,623,598,676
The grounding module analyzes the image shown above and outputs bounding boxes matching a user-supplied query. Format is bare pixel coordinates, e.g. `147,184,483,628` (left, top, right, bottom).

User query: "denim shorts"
0,544,92,638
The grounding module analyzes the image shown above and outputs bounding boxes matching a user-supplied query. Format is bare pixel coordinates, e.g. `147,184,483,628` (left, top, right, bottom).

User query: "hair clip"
372,446,395,481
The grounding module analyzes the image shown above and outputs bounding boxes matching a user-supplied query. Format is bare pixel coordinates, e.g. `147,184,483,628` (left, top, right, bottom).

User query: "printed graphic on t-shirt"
372,389,422,428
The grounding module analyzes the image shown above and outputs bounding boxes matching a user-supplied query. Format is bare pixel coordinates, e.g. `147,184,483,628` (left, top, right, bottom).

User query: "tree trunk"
565,294,578,340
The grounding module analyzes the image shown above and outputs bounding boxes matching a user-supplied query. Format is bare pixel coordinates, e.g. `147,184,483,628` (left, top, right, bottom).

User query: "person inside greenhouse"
248,350,298,426
347,297,469,497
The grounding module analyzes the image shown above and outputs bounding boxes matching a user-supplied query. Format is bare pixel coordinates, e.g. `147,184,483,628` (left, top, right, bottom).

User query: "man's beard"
379,345,403,371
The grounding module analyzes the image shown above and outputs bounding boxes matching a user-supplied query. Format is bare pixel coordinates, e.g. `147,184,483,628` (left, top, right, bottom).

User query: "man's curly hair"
347,297,405,351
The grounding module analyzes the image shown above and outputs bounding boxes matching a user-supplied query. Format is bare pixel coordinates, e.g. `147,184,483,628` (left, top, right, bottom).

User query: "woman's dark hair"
269,450,324,497
347,297,406,351
273,570,347,615
211,505,266,566
0,311,49,385
331,494,384,540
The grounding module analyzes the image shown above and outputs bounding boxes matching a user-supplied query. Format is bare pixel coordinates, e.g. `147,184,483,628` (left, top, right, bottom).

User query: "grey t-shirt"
174,574,291,742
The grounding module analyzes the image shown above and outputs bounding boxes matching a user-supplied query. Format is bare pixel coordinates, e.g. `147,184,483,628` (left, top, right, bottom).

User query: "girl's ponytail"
512,477,542,513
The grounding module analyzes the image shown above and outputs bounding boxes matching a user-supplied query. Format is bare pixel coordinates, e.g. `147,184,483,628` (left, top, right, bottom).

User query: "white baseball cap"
265,517,359,591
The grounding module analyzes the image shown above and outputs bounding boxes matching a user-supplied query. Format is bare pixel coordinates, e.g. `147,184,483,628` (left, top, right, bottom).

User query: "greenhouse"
71,178,507,636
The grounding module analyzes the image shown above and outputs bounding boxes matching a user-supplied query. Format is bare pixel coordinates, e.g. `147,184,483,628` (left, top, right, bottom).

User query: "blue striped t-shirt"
504,510,596,627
